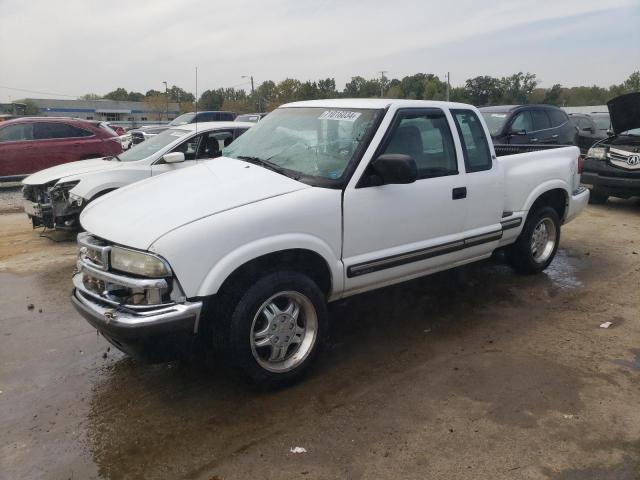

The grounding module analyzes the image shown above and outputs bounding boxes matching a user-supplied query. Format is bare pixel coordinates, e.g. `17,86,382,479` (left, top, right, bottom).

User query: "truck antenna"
195,66,198,134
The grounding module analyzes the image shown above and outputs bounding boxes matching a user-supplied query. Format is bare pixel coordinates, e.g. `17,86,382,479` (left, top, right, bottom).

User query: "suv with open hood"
581,92,640,204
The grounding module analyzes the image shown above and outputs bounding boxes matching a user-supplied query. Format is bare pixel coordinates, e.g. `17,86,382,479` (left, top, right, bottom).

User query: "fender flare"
521,179,570,214
196,233,344,299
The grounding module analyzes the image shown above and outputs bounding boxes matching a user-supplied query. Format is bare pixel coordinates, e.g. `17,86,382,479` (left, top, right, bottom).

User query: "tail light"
577,155,584,174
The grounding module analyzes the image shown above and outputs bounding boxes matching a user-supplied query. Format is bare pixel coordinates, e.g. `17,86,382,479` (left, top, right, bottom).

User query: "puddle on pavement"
613,348,640,371
543,249,586,290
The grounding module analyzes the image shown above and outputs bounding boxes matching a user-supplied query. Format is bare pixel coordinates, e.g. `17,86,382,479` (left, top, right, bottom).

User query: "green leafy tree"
464,76,502,106
623,71,640,93
79,93,102,100
23,99,40,115
198,89,225,110
317,78,338,98
542,84,563,105
103,88,130,101
127,91,145,102
499,72,538,104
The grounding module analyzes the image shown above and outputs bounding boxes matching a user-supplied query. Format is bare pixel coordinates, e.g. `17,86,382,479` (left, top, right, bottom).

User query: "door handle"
452,187,467,200
530,138,538,143
551,134,559,139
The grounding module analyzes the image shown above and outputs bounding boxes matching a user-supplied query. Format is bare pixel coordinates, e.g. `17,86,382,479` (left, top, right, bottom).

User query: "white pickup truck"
71,99,589,386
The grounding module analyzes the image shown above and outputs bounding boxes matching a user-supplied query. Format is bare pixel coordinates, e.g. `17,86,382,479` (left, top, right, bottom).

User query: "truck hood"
80,157,309,250
22,158,118,186
607,92,640,135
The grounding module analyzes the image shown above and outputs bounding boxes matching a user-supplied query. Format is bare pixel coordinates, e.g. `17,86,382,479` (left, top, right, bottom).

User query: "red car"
0,117,123,179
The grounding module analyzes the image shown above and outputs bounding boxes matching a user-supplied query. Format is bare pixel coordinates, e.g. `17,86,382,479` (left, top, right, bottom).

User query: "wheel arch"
523,182,569,223
196,235,343,300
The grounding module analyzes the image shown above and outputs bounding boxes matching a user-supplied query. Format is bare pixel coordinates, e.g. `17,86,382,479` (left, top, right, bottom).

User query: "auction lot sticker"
319,110,362,122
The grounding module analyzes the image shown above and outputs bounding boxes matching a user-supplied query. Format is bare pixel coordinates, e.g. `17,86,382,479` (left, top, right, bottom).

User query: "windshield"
117,128,189,161
168,113,196,126
222,107,381,184
480,111,509,136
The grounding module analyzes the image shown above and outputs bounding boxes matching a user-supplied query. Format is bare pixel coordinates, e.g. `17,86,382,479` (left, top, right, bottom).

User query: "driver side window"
510,111,533,132
170,134,202,161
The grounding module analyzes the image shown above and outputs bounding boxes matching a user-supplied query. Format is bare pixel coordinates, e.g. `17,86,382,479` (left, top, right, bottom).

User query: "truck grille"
608,148,640,170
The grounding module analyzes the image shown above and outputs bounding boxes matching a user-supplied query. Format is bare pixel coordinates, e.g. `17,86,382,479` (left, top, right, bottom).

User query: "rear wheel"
588,189,608,205
218,271,328,387
506,206,560,274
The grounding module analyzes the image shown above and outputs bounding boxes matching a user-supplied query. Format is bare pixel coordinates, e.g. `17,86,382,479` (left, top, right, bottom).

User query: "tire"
506,206,561,274
588,189,608,205
218,271,328,388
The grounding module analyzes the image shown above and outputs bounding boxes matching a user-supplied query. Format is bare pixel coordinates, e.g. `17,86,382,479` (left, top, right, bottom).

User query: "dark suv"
581,92,640,204
0,117,122,180
131,111,236,144
480,105,577,146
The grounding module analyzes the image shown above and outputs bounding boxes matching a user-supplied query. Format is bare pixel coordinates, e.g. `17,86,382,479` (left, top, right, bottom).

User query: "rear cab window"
451,109,492,172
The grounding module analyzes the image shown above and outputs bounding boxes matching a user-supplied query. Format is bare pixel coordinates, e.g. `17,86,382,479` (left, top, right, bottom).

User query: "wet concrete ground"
1,201,639,480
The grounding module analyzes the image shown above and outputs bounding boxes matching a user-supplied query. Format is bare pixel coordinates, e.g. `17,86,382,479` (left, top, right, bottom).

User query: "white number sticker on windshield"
490,113,507,118
318,110,362,122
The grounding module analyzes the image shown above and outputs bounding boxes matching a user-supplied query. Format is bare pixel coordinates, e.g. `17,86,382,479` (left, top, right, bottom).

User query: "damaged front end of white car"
22,180,85,230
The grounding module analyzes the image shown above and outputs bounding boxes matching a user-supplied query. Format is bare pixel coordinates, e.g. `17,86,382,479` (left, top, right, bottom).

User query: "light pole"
162,80,168,120
242,75,256,111
378,70,388,97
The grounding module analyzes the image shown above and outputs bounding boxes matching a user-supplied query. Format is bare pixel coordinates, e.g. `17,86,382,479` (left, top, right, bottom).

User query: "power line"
0,85,80,98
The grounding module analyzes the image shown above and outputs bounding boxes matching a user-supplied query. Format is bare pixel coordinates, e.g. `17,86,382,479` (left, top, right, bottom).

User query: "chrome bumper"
72,283,202,335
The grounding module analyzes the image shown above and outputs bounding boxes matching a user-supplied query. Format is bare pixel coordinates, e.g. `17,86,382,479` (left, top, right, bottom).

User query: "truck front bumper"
72,276,203,361
581,172,640,199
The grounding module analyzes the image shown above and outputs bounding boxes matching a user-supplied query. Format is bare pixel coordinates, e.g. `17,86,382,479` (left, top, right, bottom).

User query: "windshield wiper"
236,155,300,180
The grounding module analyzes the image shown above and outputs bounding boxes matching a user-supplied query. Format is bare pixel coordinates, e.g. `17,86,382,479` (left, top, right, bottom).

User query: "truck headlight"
110,247,171,277
587,146,607,160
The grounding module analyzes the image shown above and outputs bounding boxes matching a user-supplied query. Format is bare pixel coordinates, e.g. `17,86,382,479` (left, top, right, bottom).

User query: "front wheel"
221,271,328,387
506,206,560,274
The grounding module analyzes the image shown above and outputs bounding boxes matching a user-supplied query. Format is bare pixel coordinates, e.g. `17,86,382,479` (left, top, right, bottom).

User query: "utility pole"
378,70,388,97
446,72,450,102
242,75,256,111
162,80,168,120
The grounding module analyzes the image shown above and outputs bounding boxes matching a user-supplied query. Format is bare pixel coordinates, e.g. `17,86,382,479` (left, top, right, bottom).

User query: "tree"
103,88,130,101
143,94,167,121
79,93,102,100
168,85,195,104
23,99,40,115
198,89,225,110
127,91,145,102
464,76,502,106
499,72,538,104
145,89,162,97
317,78,338,98
256,80,277,110
343,76,380,98
623,70,640,93
542,84,563,106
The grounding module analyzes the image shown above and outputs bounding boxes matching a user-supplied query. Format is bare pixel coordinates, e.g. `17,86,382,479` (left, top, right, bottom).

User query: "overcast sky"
0,0,638,102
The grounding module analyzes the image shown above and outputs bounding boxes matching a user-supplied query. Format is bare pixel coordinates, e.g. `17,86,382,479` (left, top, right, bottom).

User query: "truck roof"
281,98,475,110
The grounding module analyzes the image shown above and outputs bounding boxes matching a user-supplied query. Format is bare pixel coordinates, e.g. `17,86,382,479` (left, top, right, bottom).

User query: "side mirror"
582,126,594,133
163,152,185,164
508,127,527,136
369,154,417,186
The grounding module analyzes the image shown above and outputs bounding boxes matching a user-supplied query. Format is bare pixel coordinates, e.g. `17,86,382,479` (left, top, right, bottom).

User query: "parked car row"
130,111,237,145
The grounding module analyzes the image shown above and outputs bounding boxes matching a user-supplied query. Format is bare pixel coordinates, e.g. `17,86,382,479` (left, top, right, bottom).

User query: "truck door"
530,110,556,144
342,108,469,295
449,109,504,255
507,110,534,145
